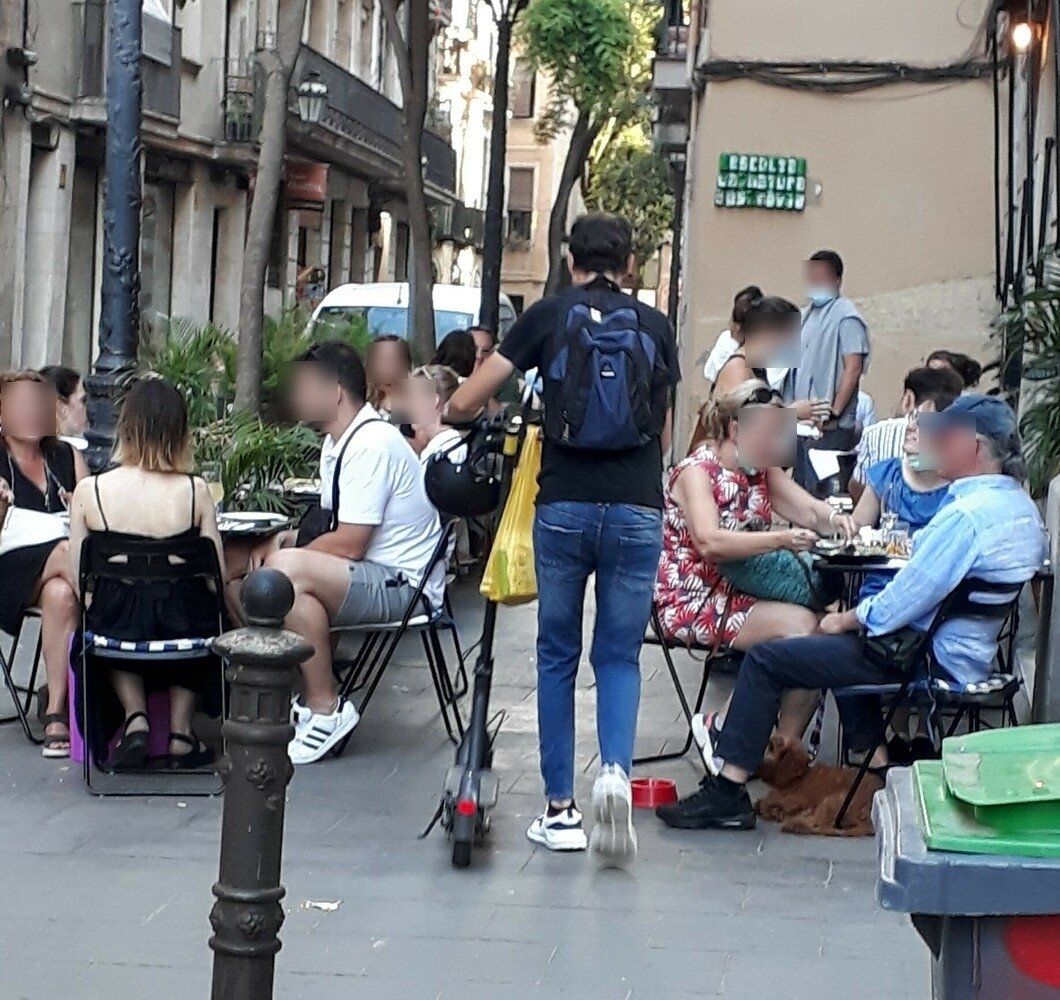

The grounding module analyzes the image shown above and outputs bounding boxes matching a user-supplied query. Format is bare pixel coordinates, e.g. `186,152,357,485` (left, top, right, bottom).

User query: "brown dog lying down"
755,735,883,838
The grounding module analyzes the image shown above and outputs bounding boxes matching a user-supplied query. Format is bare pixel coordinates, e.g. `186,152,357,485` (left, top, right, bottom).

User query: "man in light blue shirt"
656,395,1047,832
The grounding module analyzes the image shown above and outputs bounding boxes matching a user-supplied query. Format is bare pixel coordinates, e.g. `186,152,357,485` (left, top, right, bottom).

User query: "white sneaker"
589,764,637,869
691,712,723,776
288,700,360,764
527,804,589,852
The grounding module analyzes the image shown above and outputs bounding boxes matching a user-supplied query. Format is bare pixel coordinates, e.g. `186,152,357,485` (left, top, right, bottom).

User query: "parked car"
310,283,517,345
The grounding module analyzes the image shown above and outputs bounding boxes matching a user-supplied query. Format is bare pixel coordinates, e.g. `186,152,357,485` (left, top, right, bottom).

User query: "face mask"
907,452,939,473
806,287,837,308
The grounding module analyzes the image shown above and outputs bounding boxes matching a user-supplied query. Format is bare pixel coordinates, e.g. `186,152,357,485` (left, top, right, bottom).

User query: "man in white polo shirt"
265,341,443,763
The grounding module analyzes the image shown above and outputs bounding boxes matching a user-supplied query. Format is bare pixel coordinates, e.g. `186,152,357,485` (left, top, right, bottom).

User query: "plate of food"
283,478,320,495
222,512,288,524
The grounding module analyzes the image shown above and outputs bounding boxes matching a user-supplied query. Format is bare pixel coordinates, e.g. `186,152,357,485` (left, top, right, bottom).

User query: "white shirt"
856,390,877,431
320,405,444,607
702,329,787,391
852,416,908,485
420,427,467,467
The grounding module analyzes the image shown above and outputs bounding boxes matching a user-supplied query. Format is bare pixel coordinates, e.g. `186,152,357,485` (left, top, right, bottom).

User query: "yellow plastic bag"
479,426,542,605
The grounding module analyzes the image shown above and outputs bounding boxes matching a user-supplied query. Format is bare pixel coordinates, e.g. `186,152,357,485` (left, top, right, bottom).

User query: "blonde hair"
688,378,779,454
410,364,460,405
113,375,193,473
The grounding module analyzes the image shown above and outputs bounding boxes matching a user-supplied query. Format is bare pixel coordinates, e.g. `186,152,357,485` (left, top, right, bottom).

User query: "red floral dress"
655,445,772,648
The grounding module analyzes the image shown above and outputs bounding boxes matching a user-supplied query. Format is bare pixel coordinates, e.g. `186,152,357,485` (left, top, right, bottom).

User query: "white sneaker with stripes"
288,699,360,764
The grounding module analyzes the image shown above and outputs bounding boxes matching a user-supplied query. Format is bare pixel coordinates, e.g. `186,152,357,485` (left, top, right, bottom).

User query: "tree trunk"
479,13,513,332
384,1,434,364
544,112,599,296
234,0,307,414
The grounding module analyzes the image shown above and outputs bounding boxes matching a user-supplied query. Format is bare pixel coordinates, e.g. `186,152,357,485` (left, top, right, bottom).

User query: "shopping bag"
480,426,541,605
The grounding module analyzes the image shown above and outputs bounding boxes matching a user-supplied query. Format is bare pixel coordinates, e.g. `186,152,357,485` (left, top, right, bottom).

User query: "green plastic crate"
913,725,1060,857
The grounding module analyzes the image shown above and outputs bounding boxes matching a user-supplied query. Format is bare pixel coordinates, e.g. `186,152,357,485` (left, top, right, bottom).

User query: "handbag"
480,426,542,605
296,418,385,547
716,549,837,612
861,627,928,676
0,507,67,558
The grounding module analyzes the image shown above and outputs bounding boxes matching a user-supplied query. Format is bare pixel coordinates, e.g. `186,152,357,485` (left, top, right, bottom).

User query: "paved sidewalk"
0,580,929,999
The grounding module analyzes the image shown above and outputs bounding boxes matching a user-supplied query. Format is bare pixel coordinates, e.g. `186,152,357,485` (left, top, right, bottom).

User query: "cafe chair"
331,521,466,754
74,533,226,797
634,599,738,768
0,607,44,744
831,577,1024,827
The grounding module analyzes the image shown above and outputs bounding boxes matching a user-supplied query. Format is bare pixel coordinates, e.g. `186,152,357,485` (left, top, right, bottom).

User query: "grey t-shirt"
788,296,870,428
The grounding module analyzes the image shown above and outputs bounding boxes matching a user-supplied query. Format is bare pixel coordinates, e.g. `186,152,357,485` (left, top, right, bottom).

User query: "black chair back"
925,577,1024,641
79,531,224,599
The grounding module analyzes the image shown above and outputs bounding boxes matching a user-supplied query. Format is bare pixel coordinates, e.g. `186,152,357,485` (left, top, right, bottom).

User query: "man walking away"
450,214,680,867
789,249,870,494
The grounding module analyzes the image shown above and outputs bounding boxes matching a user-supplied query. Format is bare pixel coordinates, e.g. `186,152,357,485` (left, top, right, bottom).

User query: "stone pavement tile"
650,912,827,959
0,957,92,999
537,941,727,996
297,897,499,942
721,952,927,1000
361,934,556,986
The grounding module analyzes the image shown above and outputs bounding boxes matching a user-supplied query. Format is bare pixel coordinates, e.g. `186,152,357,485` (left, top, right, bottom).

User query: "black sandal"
166,732,213,770
41,713,71,759
105,712,151,772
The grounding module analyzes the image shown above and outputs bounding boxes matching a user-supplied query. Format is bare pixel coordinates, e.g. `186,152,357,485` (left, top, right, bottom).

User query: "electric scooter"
422,411,528,868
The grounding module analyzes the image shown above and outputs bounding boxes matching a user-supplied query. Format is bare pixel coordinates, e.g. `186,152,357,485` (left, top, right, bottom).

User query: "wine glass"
201,460,226,512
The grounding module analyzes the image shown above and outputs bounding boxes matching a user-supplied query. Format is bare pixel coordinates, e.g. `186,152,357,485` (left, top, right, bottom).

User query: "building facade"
659,0,1000,442
500,60,583,314
0,0,457,371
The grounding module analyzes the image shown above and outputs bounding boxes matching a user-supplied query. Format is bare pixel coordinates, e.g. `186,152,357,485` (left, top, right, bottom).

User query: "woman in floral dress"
656,379,850,651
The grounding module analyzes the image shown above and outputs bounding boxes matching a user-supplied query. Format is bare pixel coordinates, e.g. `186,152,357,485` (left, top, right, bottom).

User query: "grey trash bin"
874,768,1060,999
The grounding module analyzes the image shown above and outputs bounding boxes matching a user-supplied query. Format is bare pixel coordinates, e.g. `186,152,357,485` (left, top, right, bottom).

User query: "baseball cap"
918,394,1018,439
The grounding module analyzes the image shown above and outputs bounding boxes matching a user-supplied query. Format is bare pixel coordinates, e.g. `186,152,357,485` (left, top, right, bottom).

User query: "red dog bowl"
631,777,678,809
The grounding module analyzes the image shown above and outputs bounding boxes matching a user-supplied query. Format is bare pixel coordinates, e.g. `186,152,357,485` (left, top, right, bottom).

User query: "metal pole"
85,0,143,472
209,570,313,1000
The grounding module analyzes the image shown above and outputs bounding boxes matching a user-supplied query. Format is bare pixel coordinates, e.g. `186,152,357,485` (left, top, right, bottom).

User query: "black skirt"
0,540,61,634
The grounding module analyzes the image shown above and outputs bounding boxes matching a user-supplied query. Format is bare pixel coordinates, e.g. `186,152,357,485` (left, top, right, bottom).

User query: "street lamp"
85,0,143,472
1011,20,1034,52
296,72,328,125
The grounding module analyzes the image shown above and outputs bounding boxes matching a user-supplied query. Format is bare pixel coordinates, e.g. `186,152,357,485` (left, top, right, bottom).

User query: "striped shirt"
852,416,907,485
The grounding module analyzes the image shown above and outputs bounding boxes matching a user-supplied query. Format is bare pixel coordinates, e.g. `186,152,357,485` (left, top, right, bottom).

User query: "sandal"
41,712,71,759
105,712,151,772
166,732,213,770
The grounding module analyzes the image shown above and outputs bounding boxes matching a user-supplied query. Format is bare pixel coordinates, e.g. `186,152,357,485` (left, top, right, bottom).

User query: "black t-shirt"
498,279,680,508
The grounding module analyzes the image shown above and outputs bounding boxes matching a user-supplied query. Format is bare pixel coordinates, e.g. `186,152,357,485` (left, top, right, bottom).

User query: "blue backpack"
544,286,660,451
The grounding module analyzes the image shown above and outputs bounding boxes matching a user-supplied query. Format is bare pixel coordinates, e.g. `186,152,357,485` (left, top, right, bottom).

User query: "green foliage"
142,308,370,511
194,411,319,513
992,288,1060,497
518,0,641,140
585,124,674,282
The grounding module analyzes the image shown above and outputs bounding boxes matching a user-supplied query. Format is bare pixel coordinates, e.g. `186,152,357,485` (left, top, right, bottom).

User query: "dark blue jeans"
716,633,903,773
533,501,662,801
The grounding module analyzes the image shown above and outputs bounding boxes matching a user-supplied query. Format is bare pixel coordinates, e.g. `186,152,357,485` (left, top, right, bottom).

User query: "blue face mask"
806,287,837,308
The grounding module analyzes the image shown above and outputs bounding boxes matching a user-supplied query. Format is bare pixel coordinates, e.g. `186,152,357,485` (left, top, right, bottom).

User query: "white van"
310,283,518,346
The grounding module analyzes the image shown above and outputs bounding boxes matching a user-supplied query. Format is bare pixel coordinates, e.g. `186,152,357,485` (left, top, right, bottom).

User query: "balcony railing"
432,202,486,248
78,1,181,120
293,45,456,197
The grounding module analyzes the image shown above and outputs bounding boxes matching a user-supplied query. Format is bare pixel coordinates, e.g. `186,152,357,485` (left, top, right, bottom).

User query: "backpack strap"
328,417,386,531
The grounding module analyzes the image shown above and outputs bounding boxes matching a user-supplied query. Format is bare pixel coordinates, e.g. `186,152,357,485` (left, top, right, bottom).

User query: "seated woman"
67,376,225,771
0,370,87,757
431,330,477,379
365,334,413,416
850,413,950,600
656,380,855,750
40,365,89,451
402,364,466,464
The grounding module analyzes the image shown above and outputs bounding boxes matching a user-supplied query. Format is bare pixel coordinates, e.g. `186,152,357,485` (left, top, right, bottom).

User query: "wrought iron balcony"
77,0,182,120
292,45,456,197
431,202,486,249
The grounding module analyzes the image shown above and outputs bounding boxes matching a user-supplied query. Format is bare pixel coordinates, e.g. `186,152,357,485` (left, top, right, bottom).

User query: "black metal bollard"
208,569,314,1000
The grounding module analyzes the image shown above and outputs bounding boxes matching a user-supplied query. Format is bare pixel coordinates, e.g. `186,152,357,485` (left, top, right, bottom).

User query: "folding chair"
331,522,466,753
76,532,226,797
634,599,738,767
832,577,1024,826
0,607,43,744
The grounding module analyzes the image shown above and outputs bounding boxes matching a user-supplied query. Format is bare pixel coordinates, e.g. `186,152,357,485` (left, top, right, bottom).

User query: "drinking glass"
201,461,226,512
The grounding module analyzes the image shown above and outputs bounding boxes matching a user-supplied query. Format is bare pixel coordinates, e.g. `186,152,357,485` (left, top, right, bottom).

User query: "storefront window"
140,180,175,330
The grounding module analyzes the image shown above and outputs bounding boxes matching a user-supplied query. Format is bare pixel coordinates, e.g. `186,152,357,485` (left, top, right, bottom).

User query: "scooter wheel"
452,840,472,868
